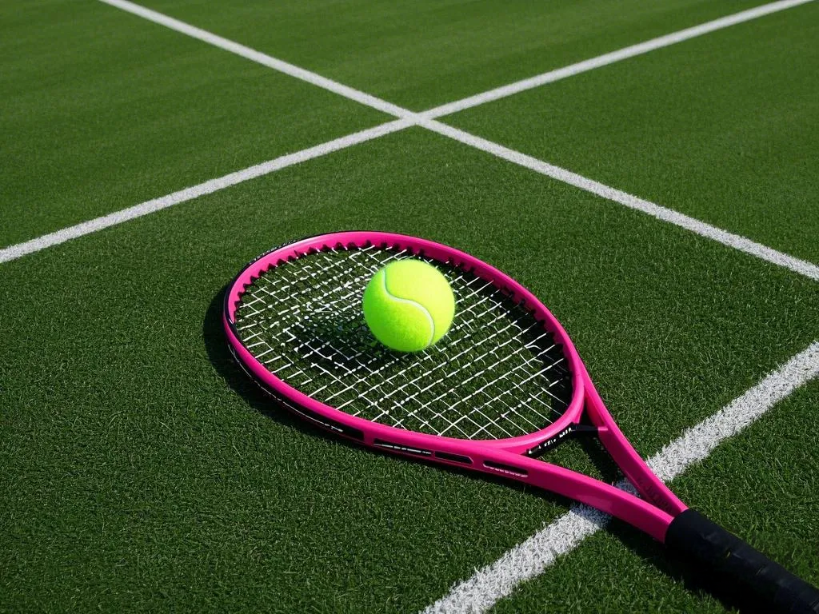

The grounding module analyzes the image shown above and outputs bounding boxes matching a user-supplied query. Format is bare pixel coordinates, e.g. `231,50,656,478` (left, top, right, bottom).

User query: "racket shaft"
666,509,819,613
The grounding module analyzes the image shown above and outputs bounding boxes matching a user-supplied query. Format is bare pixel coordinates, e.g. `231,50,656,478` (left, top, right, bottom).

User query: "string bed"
234,244,572,440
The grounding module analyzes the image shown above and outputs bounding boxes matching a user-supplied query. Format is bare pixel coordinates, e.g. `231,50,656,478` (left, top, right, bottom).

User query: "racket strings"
234,244,573,440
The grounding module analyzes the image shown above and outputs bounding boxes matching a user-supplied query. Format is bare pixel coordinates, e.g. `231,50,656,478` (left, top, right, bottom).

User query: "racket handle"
666,509,819,613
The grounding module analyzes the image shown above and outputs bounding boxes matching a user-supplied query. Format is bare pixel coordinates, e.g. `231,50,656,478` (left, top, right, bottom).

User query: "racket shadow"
203,287,755,613
605,519,764,613
203,285,577,499
204,284,313,434
203,284,524,480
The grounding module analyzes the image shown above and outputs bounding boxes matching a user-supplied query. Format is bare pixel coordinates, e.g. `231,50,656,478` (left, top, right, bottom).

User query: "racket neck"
581,369,687,519
485,448,674,541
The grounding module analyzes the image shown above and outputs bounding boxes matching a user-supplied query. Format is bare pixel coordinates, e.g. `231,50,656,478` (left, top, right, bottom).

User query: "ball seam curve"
381,269,436,348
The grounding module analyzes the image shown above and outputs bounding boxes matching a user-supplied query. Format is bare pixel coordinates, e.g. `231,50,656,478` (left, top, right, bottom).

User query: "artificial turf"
0,0,387,248
2,1,818,612
494,380,819,614
2,128,818,612
136,0,769,110
445,1,819,263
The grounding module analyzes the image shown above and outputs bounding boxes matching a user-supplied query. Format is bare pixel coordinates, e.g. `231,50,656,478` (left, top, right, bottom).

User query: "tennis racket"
223,231,819,613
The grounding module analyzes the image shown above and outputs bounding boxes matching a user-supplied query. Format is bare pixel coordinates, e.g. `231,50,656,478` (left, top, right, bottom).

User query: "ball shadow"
203,286,762,613
202,285,573,500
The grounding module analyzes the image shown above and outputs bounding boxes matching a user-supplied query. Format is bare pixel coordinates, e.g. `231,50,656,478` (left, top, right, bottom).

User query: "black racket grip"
666,509,819,613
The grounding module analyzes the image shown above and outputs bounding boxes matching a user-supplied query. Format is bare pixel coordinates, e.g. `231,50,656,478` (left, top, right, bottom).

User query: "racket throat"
525,423,600,457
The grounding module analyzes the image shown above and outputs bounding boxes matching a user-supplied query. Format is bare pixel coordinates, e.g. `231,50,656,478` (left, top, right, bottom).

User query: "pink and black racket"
223,231,819,613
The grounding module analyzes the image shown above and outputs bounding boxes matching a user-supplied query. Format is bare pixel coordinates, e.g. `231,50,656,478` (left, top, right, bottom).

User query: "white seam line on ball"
381,269,436,347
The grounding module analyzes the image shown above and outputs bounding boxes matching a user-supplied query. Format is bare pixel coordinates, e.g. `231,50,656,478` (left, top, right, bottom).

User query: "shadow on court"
202,285,757,614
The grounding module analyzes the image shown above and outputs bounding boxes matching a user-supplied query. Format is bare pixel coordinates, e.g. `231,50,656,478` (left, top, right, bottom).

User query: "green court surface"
2,1,818,613
0,0,387,247
445,2,819,263
138,0,767,110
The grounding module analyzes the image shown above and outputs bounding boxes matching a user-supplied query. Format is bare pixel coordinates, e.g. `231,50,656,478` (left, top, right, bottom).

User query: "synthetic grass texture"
136,0,770,110
0,0,387,248
493,380,819,614
2,129,818,612
445,2,819,264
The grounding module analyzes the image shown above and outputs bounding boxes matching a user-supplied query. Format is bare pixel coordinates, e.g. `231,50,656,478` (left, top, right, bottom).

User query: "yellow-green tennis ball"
362,259,456,352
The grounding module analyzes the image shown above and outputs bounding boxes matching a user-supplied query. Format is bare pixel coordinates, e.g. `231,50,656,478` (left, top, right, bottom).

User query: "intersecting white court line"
422,342,819,614
2,0,815,278
10,2,814,610
68,4,817,611
98,0,414,120
0,120,412,264
420,0,815,119
416,119,819,281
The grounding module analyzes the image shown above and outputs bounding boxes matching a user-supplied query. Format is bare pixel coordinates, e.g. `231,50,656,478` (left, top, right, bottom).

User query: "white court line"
74,5,819,611
0,119,412,264
2,0,816,276
15,3,816,609
422,341,819,614
418,120,819,281
421,0,815,119
98,0,414,120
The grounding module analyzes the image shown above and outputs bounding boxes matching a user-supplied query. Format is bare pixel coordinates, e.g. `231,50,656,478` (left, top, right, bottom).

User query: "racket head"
223,235,819,613
223,231,587,457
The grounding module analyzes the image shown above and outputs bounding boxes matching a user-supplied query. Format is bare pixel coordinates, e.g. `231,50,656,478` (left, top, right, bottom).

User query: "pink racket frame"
223,231,687,542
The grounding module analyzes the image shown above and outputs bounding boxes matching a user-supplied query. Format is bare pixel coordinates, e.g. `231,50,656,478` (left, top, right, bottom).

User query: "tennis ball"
362,259,455,352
